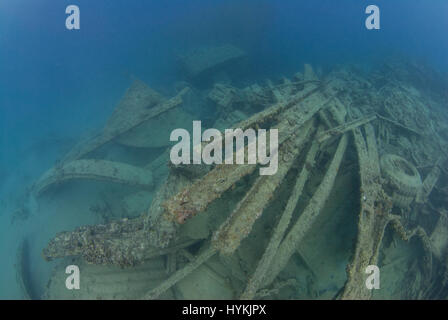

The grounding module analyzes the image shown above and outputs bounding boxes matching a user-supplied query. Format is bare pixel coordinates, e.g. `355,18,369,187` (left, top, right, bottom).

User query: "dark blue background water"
0,0,447,298
1,1,447,153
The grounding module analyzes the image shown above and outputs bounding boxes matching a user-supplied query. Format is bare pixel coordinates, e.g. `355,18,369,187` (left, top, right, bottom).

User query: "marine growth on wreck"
2,2,448,301
13,57,446,300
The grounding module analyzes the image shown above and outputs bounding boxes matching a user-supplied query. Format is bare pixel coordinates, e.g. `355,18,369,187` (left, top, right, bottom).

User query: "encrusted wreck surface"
212,120,316,256
32,81,189,197
34,159,153,196
43,171,195,266
38,61,448,300
61,80,169,163
340,124,391,299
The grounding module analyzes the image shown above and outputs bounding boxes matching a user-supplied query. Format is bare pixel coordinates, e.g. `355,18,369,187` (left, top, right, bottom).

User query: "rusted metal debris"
34,159,153,196
416,156,446,203
39,62,448,300
162,83,331,227
212,120,316,256
44,257,173,299
60,82,188,164
317,114,377,143
42,213,197,268
340,123,392,299
264,133,349,287
32,80,189,197
240,134,322,299
42,169,197,266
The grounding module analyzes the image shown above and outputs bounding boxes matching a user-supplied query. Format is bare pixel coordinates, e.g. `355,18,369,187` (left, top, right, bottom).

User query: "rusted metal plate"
61,82,188,163
34,159,153,196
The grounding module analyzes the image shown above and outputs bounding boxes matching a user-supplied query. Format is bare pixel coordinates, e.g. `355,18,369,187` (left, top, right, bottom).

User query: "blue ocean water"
0,0,447,299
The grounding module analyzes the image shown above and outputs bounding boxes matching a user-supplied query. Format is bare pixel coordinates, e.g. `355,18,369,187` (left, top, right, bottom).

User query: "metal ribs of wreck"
42,63,448,300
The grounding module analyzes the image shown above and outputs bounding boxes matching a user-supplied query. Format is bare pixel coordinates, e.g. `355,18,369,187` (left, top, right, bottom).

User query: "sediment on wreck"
32,83,190,198
340,124,391,299
264,133,349,287
240,134,321,299
211,120,316,256
34,160,154,197
37,62,448,300
161,82,329,229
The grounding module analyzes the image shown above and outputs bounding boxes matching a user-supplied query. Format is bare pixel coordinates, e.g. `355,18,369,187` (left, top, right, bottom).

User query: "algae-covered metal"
35,62,448,300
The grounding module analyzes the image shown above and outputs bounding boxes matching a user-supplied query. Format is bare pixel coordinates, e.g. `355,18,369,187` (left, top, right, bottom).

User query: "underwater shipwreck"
14,45,448,300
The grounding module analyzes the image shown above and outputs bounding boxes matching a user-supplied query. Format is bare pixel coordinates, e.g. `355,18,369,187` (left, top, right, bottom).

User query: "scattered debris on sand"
22,58,448,299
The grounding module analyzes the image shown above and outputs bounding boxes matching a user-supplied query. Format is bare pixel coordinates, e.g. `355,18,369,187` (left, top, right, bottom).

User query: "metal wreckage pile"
19,47,448,299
